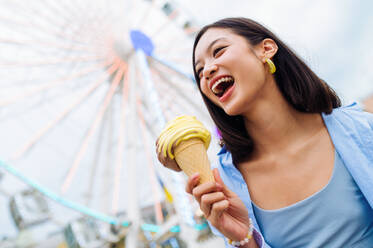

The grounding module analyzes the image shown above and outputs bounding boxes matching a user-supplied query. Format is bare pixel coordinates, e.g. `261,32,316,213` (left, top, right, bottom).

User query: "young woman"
156,17,373,247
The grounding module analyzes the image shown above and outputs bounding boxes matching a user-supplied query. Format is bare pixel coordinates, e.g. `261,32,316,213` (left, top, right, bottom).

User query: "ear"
258,38,278,62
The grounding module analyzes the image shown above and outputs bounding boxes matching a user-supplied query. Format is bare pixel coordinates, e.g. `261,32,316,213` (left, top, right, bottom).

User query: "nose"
203,64,218,80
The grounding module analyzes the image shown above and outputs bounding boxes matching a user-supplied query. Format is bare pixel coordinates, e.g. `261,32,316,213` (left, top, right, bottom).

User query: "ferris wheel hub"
130,30,155,56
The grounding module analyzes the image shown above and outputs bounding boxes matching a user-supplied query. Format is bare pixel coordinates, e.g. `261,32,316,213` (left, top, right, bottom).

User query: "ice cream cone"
174,138,214,184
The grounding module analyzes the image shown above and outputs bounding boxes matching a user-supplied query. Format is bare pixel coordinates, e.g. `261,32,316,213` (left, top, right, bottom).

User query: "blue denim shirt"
210,103,373,247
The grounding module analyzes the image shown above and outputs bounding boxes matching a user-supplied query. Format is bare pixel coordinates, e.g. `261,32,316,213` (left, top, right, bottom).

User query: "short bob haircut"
192,17,341,165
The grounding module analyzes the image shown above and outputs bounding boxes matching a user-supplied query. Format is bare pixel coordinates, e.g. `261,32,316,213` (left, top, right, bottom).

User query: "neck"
241,80,324,157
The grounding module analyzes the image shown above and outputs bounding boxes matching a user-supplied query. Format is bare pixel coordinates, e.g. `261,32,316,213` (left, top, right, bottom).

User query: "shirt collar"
217,145,227,155
217,145,237,169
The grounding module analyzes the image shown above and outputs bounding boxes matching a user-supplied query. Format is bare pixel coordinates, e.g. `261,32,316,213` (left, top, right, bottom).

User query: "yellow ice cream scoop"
157,115,214,184
157,115,211,159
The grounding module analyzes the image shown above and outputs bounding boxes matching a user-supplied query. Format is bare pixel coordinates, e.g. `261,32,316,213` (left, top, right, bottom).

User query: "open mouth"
211,76,235,98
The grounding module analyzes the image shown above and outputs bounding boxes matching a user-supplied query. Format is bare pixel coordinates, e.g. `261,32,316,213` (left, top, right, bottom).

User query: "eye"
197,67,204,78
213,46,227,57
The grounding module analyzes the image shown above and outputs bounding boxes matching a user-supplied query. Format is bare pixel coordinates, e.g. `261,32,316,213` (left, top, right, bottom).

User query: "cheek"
200,79,209,96
200,80,221,106
237,60,265,85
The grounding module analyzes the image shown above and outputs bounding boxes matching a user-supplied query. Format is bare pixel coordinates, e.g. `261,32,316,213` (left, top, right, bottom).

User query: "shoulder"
323,102,373,156
323,102,373,130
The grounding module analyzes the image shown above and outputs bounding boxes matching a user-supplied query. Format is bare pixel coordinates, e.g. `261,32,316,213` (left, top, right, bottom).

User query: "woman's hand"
186,168,252,243
155,139,181,172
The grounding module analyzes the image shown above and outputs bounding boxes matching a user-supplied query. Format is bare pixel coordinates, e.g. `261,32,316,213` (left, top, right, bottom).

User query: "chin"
222,105,242,116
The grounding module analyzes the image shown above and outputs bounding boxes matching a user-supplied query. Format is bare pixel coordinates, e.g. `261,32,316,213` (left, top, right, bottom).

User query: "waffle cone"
174,138,214,184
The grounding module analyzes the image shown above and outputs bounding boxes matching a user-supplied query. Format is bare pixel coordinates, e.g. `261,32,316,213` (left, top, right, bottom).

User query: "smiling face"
194,28,274,116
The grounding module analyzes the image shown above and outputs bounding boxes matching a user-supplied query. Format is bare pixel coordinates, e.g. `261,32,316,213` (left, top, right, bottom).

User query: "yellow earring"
265,58,276,74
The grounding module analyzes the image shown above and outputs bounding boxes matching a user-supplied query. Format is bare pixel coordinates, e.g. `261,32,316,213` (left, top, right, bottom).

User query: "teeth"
211,77,234,94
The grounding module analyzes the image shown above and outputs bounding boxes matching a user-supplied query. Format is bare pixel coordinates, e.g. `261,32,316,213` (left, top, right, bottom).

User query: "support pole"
136,48,196,228
125,59,141,248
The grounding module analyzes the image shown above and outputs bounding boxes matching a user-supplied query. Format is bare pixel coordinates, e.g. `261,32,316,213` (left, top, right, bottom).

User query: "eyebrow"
195,38,228,68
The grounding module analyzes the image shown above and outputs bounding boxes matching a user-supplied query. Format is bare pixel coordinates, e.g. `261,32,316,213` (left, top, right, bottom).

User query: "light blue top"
209,103,373,247
252,150,373,247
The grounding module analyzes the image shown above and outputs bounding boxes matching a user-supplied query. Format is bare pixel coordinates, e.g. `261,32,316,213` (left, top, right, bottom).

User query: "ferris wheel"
0,0,223,247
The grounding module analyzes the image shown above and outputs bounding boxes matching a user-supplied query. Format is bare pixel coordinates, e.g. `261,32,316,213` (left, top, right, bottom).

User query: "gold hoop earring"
265,58,276,74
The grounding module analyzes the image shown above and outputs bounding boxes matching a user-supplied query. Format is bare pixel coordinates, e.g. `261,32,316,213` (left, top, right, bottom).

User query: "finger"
209,199,229,224
164,158,181,171
213,168,232,196
156,149,182,172
170,159,182,171
200,191,226,217
157,151,167,167
192,181,221,203
186,173,200,194
156,149,162,162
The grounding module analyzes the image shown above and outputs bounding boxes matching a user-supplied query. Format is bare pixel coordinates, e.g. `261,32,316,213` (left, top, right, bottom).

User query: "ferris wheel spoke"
136,100,159,138
0,38,107,54
9,0,73,33
121,0,145,29
0,14,85,48
61,61,127,194
111,73,130,215
135,0,157,29
84,105,107,207
47,0,114,49
10,60,122,161
0,73,106,121
101,97,115,214
155,42,192,63
148,71,198,120
0,31,106,60
134,61,171,125
151,67,206,116
40,0,77,25
136,95,164,225
64,0,110,34
0,81,92,122
0,13,106,50
0,54,107,67
152,27,184,47
149,55,195,82
1,0,116,52
61,0,87,19
154,48,192,63
0,59,113,107
149,9,179,39
62,0,114,47
146,80,177,122
54,1,115,48
153,27,193,54
157,88,189,119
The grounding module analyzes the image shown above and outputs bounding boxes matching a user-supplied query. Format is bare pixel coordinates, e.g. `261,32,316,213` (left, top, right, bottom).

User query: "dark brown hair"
192,17,341,165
